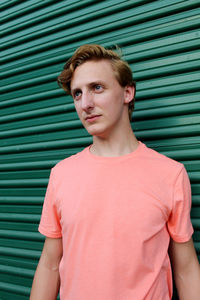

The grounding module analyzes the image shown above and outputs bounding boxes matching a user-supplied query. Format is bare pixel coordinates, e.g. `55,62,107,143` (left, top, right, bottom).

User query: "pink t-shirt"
39,141,193,300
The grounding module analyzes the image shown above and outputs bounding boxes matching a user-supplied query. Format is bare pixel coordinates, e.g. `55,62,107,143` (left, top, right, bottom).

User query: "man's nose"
81,91,94,111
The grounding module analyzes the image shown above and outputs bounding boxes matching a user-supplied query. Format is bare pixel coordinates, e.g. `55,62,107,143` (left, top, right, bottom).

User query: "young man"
30,44,200,300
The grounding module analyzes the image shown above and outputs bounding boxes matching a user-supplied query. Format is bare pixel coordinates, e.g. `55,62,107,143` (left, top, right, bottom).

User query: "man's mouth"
85,115,101,122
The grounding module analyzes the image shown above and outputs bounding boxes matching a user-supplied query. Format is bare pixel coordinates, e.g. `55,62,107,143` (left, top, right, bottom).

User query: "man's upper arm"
169,237,199,273
40,237,63,270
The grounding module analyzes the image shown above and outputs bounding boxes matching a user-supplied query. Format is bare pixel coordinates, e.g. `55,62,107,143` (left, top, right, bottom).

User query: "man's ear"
124,85,135,104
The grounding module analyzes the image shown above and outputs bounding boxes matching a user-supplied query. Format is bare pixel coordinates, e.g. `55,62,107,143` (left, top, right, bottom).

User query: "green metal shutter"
0,0,199,299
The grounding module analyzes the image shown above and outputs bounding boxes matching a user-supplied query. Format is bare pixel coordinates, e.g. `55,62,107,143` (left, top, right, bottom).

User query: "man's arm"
30,237,63,300
169,237,200,300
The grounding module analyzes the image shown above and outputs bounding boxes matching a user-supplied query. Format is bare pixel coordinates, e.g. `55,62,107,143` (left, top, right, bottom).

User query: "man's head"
57,44,136,120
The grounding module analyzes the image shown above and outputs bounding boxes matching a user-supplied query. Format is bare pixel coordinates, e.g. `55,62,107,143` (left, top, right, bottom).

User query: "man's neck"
90,126,139,157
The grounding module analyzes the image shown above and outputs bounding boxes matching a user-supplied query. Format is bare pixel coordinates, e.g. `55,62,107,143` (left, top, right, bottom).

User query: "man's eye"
73,90,81,99
94,84,103,91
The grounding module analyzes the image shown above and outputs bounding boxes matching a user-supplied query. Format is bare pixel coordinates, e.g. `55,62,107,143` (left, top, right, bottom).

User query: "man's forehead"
71,60,114,88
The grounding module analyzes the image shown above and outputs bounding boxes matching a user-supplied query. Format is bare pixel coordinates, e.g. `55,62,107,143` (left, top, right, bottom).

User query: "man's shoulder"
52,147,88,173
142,143,183,172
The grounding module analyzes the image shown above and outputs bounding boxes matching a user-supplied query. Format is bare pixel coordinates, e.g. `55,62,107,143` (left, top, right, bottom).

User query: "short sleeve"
38,168,62,238
167,166,194,242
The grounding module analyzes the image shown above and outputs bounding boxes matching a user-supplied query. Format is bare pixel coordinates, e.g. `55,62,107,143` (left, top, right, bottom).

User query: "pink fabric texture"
39,141,194,300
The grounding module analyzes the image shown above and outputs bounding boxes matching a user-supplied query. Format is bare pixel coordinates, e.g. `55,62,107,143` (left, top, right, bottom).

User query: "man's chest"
56,171,172,241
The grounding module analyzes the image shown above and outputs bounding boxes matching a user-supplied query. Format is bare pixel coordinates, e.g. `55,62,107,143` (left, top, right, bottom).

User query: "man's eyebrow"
71,80,106,93
88,80,105,87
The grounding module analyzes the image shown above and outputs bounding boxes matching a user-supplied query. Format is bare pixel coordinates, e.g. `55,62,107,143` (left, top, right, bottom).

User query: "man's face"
70,60,133,138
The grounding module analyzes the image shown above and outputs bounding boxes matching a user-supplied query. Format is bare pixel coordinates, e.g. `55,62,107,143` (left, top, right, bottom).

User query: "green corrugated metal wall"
0,0,200,299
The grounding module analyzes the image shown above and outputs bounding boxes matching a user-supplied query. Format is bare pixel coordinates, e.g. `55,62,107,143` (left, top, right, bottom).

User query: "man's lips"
85,115,101,122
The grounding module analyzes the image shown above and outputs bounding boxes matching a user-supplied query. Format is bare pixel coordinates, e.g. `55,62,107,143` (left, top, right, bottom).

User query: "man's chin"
83,121,109,138
86,128,108,139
